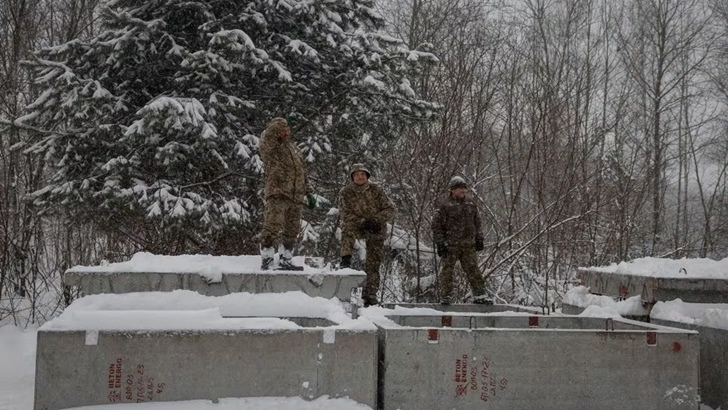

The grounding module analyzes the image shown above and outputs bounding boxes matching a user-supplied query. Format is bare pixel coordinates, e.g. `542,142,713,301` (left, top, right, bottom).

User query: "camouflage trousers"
341,225,385,303
439,244,485,300
261,197,302,249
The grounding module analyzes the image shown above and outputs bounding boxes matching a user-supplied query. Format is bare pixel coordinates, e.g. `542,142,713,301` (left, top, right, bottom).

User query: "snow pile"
580,256,728,279
66,252,363,276
563,286,649,317
41,290,376,332
651,299,728,331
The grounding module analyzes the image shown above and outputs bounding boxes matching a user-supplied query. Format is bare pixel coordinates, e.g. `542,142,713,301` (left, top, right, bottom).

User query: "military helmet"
350,163,371,180
449,176,468,190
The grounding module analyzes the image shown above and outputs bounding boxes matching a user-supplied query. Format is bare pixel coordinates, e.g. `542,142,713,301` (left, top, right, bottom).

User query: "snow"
563,286,650,317
651,299,728,331
580,256,728,279
572,256,728,330
66,252,362,276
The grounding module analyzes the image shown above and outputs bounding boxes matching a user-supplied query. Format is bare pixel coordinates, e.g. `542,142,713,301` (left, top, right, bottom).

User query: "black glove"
306,193,317,210
475,238,484,251
436,243,448,257
360,219,382,233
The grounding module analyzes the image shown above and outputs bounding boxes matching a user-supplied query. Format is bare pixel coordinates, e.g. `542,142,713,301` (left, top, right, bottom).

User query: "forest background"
2,0,728,326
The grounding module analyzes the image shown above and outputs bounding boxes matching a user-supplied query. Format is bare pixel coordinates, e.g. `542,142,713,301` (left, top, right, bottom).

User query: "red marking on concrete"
456,384,468,396
442,316,453,327
528,316,539,327
618,284,630,297
672,342,682,352
646,332,657,345
428,329,439,342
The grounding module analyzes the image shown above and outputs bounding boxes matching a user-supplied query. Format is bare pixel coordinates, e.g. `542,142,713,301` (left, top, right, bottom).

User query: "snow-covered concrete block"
34,295,377,410
64,253,365,301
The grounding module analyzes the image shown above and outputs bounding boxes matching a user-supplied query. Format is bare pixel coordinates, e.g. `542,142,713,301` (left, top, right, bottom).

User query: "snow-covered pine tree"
17,0,439,254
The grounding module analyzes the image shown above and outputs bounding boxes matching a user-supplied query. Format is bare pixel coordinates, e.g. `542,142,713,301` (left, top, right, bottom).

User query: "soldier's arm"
259,133,289,196
474,203,484,243
432,203,446,245
294,144,313,194
374,186,396,223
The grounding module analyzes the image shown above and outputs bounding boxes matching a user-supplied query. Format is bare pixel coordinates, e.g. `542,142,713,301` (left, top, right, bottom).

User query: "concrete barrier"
383,303,543,314
651,319,728,410
377,314,699,410
577,268,728,304
35,324,377,410
64,270,365,301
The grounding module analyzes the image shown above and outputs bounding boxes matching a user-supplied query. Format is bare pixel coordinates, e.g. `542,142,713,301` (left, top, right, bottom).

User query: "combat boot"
339,255,352,269
260,246,275,270
278,244,304,271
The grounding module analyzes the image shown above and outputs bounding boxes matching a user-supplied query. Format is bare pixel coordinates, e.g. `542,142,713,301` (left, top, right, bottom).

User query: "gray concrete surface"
63,270,365,300
651,318,728,410
577,268,728,303
383,303,543,314
35,327,377,410
377,314,699,410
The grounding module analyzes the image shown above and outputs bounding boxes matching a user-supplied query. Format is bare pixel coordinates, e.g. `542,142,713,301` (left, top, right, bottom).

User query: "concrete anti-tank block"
35,326,377,410
376,314,699,410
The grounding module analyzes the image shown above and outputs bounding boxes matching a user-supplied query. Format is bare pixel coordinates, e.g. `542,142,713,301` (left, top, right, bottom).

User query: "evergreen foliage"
18,0,439,253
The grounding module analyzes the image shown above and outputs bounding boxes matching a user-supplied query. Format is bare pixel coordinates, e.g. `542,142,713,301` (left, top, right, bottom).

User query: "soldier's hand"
360,219,382,233
475,238,484,252
306,193,317,209
436,243,448,257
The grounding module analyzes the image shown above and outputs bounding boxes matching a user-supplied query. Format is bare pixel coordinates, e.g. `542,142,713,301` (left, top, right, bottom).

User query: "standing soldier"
259,117,317,270
339,163,396,306
432,176,490,305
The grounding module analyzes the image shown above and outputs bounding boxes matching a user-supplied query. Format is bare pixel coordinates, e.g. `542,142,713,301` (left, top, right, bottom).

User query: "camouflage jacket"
339,182,396,230
432,195,483,246
259,126,311,201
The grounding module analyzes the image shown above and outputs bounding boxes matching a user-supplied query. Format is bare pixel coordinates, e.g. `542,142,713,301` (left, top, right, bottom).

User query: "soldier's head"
350,163,371,186
449,176,468,199
265,117,291,140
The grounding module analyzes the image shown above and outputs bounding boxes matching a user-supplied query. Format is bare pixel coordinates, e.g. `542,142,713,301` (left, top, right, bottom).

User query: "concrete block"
35,326,377,410
652,319,728,410
383,303,543,315
377,314,699,410
577,268,728,304
64,270,365,301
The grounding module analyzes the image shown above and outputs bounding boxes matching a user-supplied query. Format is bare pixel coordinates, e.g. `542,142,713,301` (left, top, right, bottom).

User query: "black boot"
260,246,275,270
278,245,304,271
339,255,352,269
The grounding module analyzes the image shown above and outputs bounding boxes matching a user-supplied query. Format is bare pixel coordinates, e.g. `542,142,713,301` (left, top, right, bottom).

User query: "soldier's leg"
339,224,359,268
460,245,486,299
439,246,459,303
280,199,302,247
279,200,304,270
260,197,286,269
362,234,385,305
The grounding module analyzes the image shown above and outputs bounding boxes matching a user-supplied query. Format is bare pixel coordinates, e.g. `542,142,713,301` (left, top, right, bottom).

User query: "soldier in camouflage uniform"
338,163,396,306
432,176,490,305
259,117,317,270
